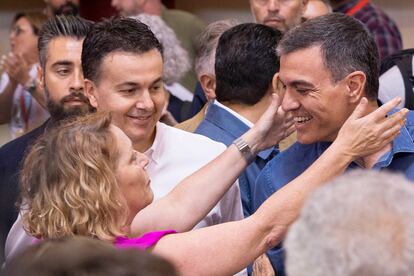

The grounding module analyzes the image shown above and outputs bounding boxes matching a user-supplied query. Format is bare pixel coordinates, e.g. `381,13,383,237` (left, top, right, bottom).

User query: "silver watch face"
234,137,254,161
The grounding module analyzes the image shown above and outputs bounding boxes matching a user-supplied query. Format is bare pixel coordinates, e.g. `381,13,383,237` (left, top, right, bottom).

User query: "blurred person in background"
285,170,414,276
249,0,308,33
0,11,49,139
176,19,239,132
44,0,80,17
331,0,402,59
4,237,178,276
303,0,332,20
131,14,192,124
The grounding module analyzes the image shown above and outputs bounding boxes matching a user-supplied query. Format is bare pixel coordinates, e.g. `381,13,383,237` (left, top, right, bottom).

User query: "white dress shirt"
145,122,243,228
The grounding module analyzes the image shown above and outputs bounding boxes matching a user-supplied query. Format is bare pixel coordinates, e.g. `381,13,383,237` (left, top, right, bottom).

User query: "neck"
345,100,392,168
132,127,157,153
221,95,271,124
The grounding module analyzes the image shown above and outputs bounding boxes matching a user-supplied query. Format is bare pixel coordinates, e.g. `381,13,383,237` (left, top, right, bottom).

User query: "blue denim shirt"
253,110,414,275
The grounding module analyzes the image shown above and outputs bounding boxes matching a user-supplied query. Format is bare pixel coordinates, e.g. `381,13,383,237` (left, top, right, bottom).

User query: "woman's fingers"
348,97,369,119
367,97,402,122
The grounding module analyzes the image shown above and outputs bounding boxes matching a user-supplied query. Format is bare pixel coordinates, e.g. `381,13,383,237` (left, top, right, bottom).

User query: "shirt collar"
213,100,254,128
144,123,162,165
211,101,277,160
375,123,414,168
379,108,414,158
314,109,414,168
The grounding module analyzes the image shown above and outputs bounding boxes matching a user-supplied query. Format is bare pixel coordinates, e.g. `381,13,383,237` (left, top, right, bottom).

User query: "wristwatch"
233,137,256,163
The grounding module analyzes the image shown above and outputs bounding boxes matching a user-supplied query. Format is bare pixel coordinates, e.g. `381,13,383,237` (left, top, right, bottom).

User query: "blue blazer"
0,120,48,262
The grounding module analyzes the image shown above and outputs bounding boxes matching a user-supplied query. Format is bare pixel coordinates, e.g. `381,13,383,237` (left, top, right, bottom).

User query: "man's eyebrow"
151,77,163,85
51,60,73,67
290,80,315,87
115,82,141,89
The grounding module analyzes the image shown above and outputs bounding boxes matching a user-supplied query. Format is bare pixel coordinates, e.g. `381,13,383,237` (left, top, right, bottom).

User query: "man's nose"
135,91,154,110
282,90,300,112
70,69,84,91
268,0,281,12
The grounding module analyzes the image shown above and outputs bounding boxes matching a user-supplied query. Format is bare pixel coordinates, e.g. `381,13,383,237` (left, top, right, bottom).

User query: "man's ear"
345,71,366,104
37,64,44,90
271,73,285,99
200,74,216,101
84,79,99,108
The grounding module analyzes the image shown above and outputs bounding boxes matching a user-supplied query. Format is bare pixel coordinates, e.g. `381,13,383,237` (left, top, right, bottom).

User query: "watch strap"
233,137,256,163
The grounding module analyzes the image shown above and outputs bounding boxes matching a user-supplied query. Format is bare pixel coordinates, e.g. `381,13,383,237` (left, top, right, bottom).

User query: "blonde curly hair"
20,113,129,242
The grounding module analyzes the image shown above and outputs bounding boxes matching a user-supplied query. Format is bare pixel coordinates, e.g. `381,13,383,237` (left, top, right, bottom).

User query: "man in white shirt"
82,17,243,229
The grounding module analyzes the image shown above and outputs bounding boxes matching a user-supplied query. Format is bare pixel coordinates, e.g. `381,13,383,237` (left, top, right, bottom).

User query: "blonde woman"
19,96,406,275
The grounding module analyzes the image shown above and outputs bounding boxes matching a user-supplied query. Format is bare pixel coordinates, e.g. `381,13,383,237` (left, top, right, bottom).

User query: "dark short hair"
215,23,282,105
38,15,92,70
82,17,163,84
277,13,379,100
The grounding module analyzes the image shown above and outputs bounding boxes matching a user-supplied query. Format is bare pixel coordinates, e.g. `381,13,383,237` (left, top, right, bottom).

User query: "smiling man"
82,17,243,242
249,0,308,33
253,13,414,275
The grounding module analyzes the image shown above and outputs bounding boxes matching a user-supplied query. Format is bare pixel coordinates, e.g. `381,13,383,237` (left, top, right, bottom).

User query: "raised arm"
0,53,37,123
132,93,294,235
152,97,408,276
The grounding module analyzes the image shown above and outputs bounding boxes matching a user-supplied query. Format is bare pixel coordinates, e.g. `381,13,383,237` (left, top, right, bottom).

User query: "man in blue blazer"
195,23,296,275
195,23,294,218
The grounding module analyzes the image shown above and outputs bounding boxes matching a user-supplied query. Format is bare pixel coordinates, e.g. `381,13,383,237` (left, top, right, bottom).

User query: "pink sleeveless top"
114,230,176,250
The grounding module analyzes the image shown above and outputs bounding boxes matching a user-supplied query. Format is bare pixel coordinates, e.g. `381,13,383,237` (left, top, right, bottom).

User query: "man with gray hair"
285,170,414,276
176,19,239,132
254,13,413,275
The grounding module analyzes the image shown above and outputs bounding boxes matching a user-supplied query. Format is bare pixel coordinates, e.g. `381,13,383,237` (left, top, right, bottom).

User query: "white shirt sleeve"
146,123,244,228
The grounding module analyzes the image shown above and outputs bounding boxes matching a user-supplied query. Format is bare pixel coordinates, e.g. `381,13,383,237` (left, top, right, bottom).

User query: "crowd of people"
0,0,413,275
